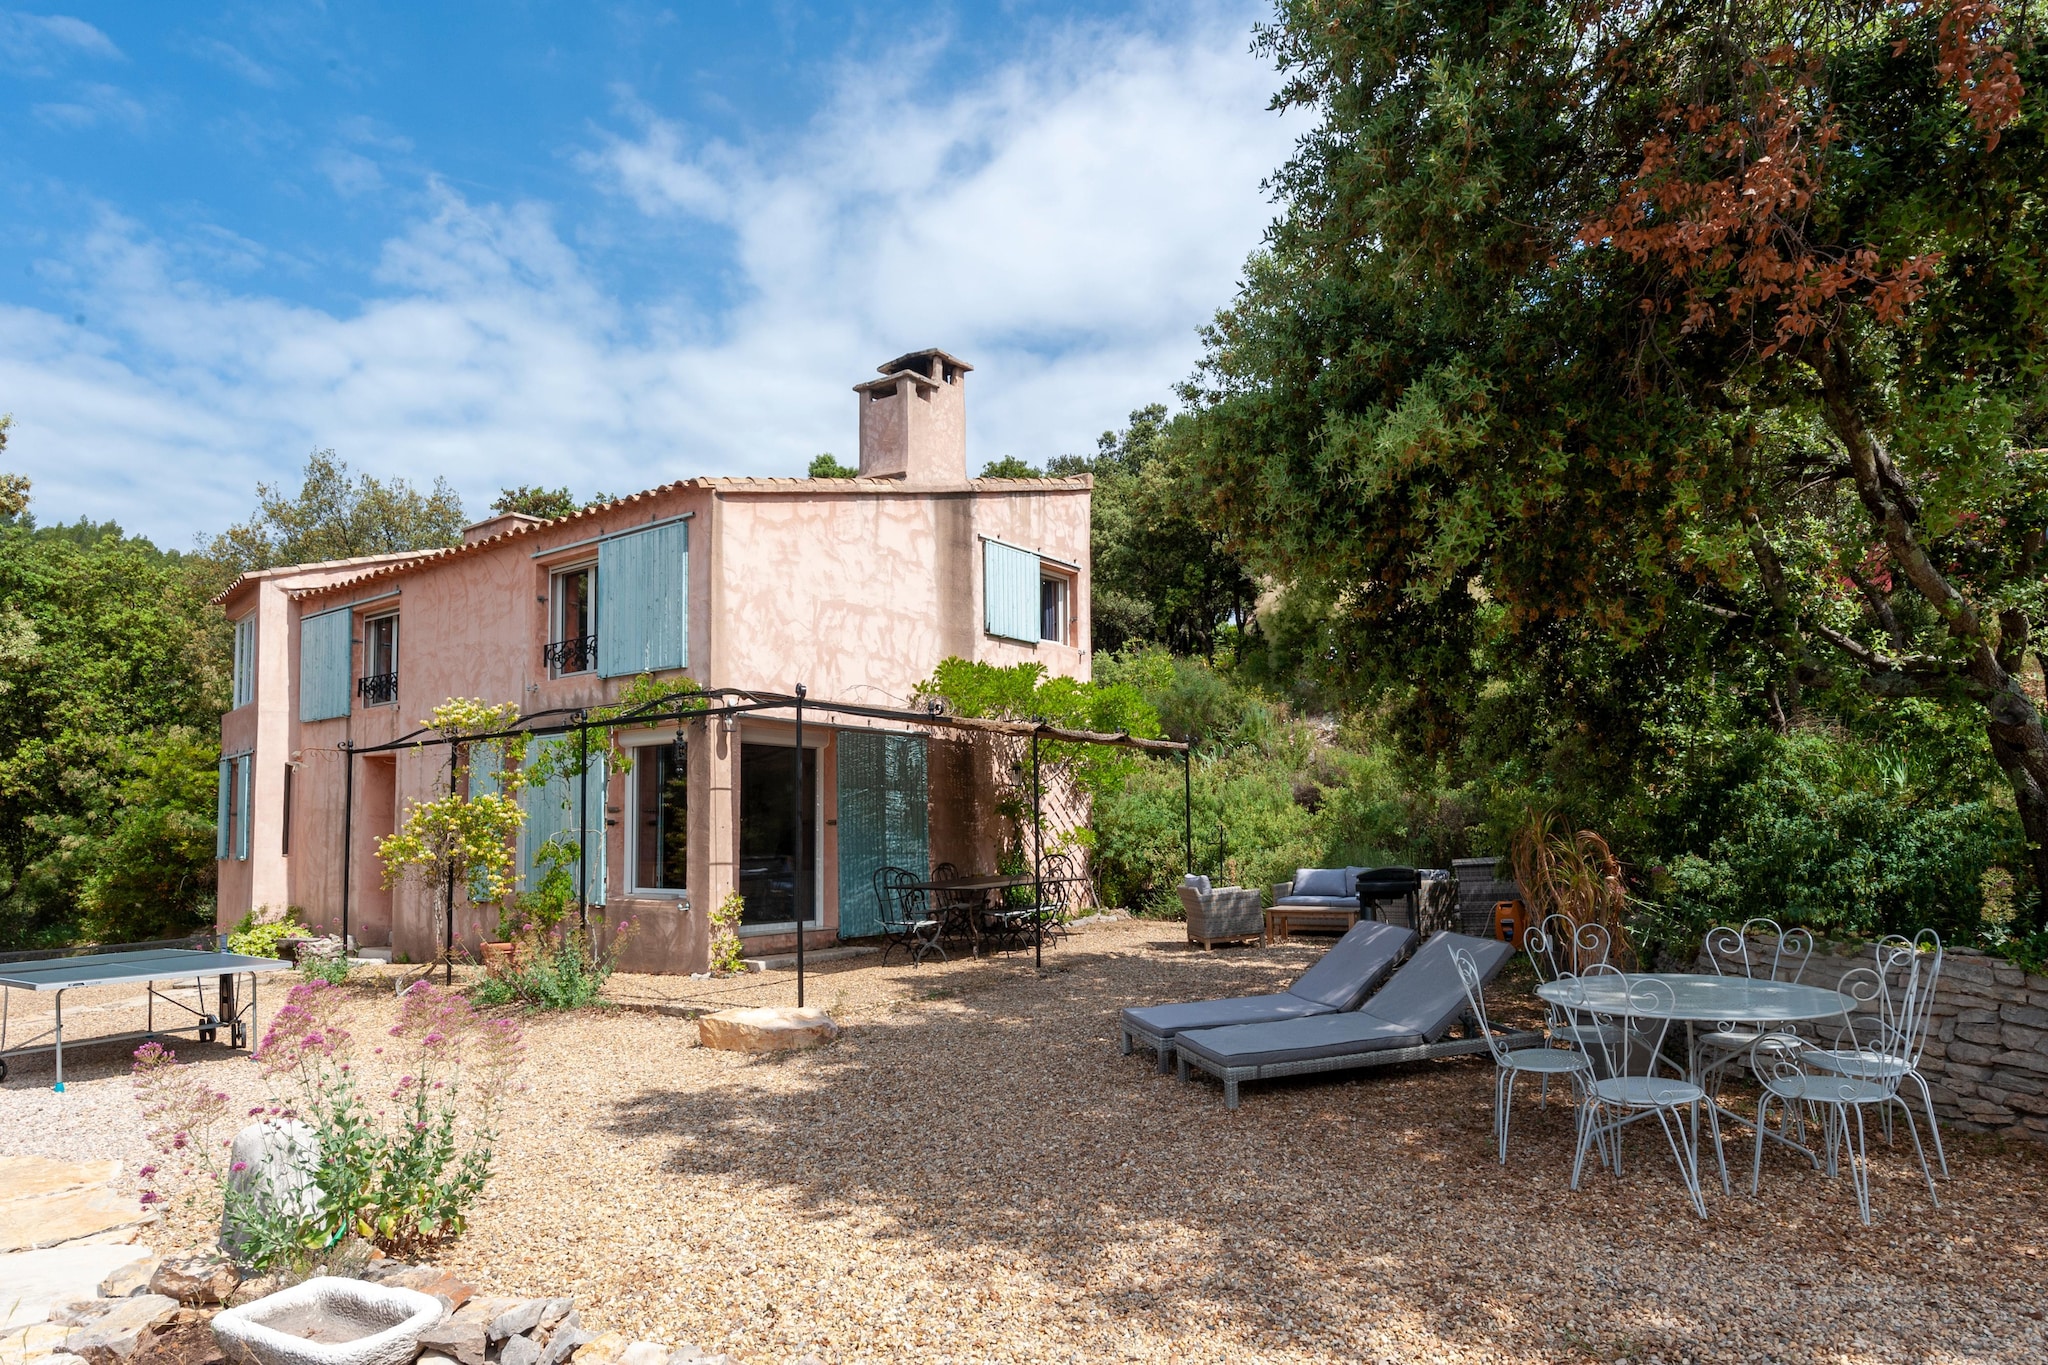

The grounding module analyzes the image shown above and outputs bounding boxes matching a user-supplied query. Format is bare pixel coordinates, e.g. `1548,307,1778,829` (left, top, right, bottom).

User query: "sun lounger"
1118,921,1416,1073
1172,931,1542,1107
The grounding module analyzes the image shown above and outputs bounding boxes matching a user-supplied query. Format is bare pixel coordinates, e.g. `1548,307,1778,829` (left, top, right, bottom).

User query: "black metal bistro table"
906,874,1038,955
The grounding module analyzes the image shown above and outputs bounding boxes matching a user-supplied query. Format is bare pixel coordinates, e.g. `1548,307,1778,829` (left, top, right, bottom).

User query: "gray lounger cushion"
1358,931,1509,1040
1173,931,1511,1068
1122,993,1335,1039
1290,867,1351,898
1285,920,1415,1010
1121,921,1414,1042
1175,1011,1428,1069
1273,894,1364,910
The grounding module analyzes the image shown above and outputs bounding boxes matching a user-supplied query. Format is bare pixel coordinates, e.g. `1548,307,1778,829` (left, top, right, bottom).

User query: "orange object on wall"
1493,899,1529,947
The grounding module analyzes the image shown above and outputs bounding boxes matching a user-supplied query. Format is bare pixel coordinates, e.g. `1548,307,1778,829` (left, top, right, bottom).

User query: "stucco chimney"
461,512,544,544
854,349,971,483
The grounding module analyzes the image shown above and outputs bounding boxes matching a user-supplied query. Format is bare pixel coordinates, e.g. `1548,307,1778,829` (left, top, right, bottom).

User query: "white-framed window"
1040,571,1072,645
629,735,688,894
548,563,597,675
358,613,399,706
232,615,257,708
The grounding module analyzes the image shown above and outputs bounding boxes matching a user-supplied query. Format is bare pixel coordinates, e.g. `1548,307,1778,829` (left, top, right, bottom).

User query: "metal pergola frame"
332,686,1191,1002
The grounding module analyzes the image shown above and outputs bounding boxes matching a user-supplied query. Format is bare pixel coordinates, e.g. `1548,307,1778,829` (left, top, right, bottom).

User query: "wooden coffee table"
1264,905,1364,944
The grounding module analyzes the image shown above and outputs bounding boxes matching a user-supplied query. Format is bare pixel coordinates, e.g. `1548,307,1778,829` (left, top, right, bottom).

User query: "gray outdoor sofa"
1118,920,1417,1073
1172,931,1541,1108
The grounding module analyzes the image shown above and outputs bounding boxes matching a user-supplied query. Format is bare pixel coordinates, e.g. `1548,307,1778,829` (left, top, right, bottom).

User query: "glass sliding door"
738,741,818,929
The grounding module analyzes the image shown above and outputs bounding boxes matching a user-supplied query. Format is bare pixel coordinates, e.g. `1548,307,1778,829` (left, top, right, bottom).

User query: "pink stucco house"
213,349,1092,972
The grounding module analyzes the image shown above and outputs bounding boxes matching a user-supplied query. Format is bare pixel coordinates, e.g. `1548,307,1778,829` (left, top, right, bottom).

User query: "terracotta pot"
480,941,521,971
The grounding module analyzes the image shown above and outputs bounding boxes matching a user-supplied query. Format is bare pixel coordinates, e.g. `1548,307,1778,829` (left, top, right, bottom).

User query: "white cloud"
0,11,122,68
185,36,280,88
0,5,1296,542
31,81,145,130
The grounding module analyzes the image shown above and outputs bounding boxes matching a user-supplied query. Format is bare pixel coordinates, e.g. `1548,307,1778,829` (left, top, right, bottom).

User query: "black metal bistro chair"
875,866,946,966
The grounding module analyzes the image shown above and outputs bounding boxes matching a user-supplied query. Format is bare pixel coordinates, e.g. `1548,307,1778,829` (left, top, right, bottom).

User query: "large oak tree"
1188,1,2048,919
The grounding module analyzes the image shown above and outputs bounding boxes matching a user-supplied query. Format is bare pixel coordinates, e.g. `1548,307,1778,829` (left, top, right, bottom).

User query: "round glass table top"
1535,974,1856,1023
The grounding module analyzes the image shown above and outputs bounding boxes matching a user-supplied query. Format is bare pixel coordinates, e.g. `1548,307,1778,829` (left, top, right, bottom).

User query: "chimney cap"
876,348,973,377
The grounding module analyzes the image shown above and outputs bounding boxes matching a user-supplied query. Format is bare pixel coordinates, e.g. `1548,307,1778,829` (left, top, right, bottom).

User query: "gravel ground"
4,917,2046,1364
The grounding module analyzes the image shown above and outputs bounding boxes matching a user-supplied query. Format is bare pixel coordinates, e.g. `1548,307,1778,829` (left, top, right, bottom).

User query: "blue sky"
0,2,1294,544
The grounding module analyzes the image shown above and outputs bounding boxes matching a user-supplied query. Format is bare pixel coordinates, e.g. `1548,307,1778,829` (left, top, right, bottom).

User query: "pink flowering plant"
131,979,523,1267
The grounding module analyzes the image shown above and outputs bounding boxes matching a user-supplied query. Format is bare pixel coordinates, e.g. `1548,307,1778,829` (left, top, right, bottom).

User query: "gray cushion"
1181,873,1211,894
1274,895,1363,911
1285,921,1416,1010
1344,866,1367,891
1121,994,1335,1041
1291,867,1350,898
1362,932,1511,1042
1175,1012,1428,1069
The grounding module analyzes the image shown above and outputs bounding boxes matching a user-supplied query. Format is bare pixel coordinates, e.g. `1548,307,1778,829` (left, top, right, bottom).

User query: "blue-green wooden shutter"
834,731,927,940
216,758,232,860
233,617,257,707
298,609,354,721
518,741,607,907
234,755,251,861
983,541,1041,641
885,733,928,885
597,522,689,678
835,732,887,938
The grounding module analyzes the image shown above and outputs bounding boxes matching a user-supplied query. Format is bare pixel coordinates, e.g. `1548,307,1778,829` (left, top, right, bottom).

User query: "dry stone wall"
1697,939,2048,1144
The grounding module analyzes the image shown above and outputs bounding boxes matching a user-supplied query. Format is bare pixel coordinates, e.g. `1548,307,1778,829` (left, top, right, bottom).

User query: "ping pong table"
0,944,293,1091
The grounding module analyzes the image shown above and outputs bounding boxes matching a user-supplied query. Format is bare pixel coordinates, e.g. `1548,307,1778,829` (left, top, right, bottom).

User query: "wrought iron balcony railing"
357,672,399,706
543,634,597,675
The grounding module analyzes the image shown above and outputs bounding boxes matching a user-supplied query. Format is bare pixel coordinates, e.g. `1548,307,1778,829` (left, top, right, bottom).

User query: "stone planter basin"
212,1277,444,1365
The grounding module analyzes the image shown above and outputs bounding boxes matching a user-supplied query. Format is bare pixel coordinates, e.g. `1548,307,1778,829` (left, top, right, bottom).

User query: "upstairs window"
358,613,399,706
547,564,597,675
232,615,257,708
1040,573,1071,645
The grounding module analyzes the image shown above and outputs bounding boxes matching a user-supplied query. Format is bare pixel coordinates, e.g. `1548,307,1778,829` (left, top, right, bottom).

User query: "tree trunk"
1817,342,2048,928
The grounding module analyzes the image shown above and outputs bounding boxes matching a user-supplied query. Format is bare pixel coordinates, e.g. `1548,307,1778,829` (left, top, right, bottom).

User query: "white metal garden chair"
1523,916,1621,1058
1451,946,1592,1164
1747,957,1941,1225
1804,929,1949,1179
1695,917,1815,1094
1570,965,1729,1219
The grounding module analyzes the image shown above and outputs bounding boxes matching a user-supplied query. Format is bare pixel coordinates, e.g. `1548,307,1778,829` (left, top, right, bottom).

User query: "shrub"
131,981,522,1268
297,935,351,985
1653,733,2024,946
228,906,302,959
708,891,745,975
469,928,618,1010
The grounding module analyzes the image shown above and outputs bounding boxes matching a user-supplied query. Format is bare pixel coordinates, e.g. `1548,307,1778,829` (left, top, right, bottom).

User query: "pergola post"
793,683,807,1008
444,744,457,986
576,712,589,932
339,740,354,949
1032,728,1043,970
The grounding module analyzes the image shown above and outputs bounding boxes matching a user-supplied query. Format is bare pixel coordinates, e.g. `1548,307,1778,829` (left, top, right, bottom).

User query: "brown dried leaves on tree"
1577,0,2022,358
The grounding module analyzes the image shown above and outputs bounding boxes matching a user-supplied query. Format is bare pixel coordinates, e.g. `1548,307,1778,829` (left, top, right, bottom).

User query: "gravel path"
4,918,2045,1363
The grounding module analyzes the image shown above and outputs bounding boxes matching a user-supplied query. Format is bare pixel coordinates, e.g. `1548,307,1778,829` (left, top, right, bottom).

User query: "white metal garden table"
1537,973,1858,1155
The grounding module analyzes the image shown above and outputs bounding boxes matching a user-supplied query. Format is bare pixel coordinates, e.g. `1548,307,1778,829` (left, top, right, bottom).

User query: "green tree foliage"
0,474,226,947
207,449,467,573
807,453,858,478
979,456,1042,478
490,485,613,520
1188,0,2048,924
1051,405,1256,657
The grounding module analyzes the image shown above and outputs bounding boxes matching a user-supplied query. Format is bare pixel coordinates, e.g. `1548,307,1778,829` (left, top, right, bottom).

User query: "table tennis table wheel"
0,1058,8,1083
231,1021,247,1050
198,1012,219,1044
